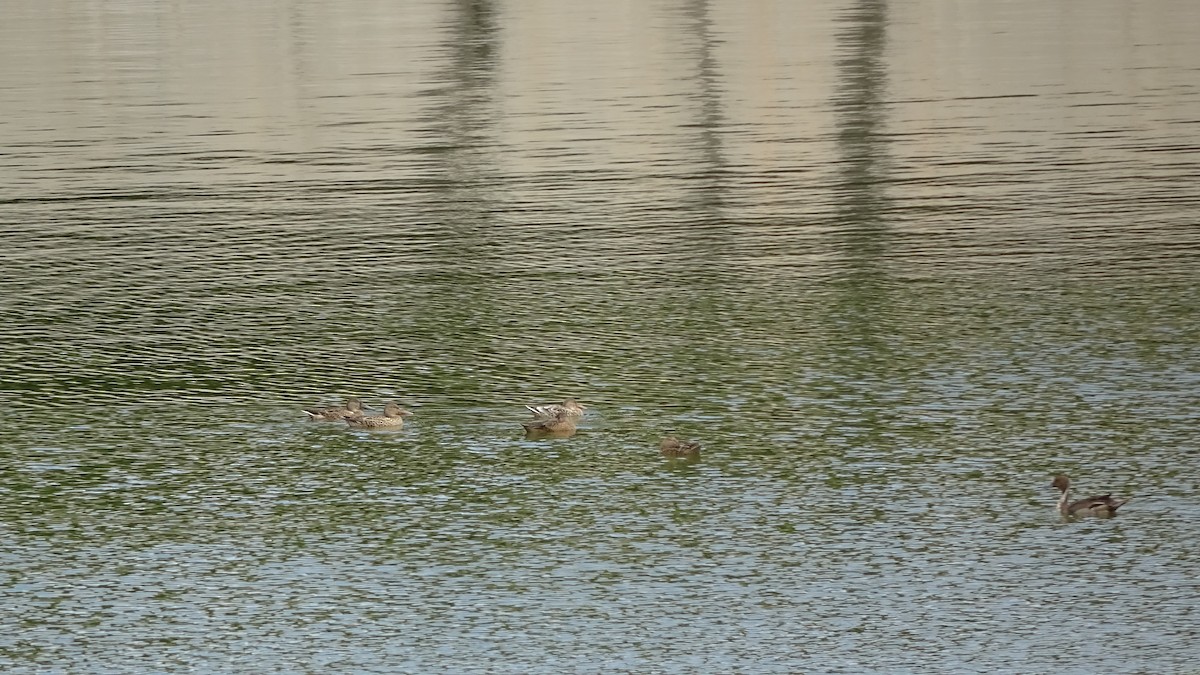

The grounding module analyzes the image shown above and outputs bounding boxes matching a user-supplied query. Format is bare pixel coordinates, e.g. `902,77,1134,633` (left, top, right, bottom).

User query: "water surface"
2,0,1199,672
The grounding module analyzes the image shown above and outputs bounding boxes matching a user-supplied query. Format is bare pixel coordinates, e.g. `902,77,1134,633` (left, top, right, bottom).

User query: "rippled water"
2,0,1200,672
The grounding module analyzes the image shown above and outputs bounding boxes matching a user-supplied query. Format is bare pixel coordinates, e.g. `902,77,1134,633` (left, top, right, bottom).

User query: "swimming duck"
521,410,577,438
303,397,367,421
526,398,586,419
1051,474,1130,518
660,436,701,459
345,402,412,429
662,437,700,456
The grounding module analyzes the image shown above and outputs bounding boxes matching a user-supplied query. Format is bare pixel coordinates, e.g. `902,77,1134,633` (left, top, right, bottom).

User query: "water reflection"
682,0,730,219
832,0,891,242
821,0,898,449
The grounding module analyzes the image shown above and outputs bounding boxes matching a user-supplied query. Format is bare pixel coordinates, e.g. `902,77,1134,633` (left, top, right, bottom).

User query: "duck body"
1052,474,1130,518
521,411,577,438
526,398,585,419
345,402,412,429
304,397,366,421
660,436,701,459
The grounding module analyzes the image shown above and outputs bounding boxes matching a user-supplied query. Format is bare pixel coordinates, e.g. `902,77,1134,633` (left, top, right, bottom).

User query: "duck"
1051,474,1130,518
303,397,367,421
660,436,701,459
344,402,412,429
521,410,577,438
526,398,586,419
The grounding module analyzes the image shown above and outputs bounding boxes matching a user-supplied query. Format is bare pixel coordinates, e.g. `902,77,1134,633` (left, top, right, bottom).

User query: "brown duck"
521,410,577,438
1051,474,1130,518
526,398,586,419
303,397,367,421
660,436,701,459
345,402,412,429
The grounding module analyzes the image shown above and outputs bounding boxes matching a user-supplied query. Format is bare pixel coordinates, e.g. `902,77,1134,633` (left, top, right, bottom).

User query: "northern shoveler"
660,436,701,459
303,397,367,421
521,410,577,438
345,402,412,429
526,398,586,419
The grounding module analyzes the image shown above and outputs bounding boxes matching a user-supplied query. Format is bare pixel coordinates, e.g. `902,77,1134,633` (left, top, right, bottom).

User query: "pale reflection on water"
1,0,1199,672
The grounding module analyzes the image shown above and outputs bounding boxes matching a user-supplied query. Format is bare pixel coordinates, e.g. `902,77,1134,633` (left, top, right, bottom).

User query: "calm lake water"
2,0,1200,673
